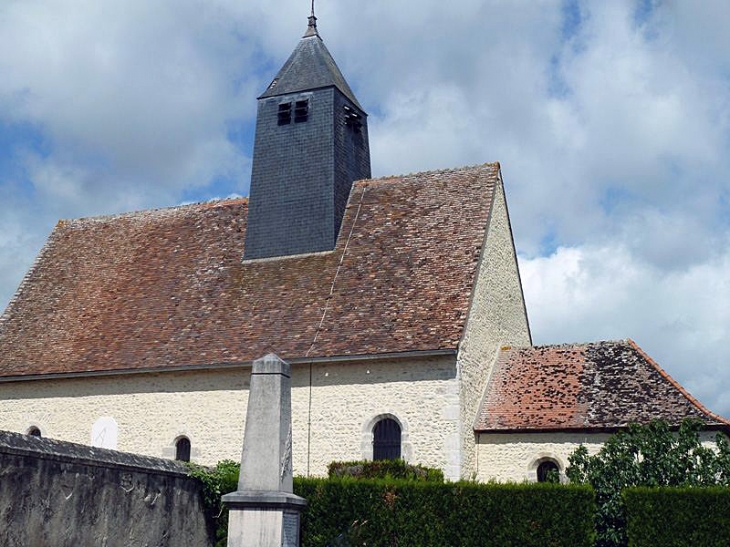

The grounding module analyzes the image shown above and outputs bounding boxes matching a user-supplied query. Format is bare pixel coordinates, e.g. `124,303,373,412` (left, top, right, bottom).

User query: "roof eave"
475,423,730,435
0,348,458,383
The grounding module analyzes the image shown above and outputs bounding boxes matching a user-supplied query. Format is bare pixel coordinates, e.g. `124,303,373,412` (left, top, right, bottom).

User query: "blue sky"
0,0,729,415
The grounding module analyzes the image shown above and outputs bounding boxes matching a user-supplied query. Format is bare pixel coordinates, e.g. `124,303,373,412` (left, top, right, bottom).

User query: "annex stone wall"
0,354,459,478
476,430,722,483
476,432,611,483
457,178,532,480
0,430,210,547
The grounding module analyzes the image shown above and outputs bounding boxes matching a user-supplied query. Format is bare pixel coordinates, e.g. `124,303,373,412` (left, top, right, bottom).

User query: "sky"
0,0,728,416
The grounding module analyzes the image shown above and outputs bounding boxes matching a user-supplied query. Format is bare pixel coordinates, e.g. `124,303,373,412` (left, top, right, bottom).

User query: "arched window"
373,418,401,460
175,437,191,462
537,460,560,483
27,426,41,438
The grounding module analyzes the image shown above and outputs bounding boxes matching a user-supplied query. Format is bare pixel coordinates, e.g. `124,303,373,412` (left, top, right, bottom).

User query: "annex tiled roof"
0,163,499,378
475,340,730,432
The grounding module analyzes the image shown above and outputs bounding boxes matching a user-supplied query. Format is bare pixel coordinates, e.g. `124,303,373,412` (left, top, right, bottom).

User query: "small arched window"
373,418,401,460
537,460,560,483
175,437,191,462
27,426,41,438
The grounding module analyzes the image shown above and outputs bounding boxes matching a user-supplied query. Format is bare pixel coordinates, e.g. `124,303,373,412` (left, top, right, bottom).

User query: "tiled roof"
475,340,730,432
0,164,499,378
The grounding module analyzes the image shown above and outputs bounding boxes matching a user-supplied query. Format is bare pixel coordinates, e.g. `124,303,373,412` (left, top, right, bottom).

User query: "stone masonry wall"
476,432,611,482
0,430,210,547
477,431,721,483
0,355,459,479
456,177,532,479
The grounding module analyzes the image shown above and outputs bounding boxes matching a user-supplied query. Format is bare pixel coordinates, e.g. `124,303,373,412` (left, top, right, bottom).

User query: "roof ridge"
523,339,629,351
357,162,501,188
628,338,730,426
57,197,249,226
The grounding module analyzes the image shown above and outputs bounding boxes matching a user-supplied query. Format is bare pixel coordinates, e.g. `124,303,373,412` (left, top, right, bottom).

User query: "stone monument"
222,353,307,547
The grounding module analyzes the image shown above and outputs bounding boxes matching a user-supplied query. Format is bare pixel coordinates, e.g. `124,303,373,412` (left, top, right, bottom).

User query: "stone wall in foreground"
0,430,211,547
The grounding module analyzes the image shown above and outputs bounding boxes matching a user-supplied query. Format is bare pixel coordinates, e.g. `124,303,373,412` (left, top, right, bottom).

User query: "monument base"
222,491,307,547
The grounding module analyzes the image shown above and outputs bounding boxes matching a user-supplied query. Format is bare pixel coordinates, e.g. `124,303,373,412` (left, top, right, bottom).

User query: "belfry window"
373,418,401,460
277,102,292,125
27,426,41,438
294,99,309,123
344,105,362,133
537,460,560,483
175,436,191,462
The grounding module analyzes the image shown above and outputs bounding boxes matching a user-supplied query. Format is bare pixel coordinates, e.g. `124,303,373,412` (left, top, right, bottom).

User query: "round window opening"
536,460,560,483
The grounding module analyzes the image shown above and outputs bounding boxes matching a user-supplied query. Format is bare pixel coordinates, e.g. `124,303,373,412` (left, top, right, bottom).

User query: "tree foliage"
566,419,730,547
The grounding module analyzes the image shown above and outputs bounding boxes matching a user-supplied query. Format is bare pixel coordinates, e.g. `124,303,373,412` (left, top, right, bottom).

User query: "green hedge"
327,459,444,482
189,461,595,546
295,478,595,547
624,487,730,547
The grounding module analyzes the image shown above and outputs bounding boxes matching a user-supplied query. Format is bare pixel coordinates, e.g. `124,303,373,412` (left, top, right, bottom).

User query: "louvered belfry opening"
373,418,401,461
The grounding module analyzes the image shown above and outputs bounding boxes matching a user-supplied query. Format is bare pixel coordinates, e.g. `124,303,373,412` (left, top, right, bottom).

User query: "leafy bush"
187,460,240,547
566,419,730,547
327,459,444,482
624,487,730,547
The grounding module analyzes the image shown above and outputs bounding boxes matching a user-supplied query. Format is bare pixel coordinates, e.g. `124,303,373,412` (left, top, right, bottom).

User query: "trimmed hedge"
295,478,596,547
624,487,730,547
189,460,595,546
327,459,444,482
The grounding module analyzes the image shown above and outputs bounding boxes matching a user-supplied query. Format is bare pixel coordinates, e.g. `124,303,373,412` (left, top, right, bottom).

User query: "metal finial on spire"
304,0,318,37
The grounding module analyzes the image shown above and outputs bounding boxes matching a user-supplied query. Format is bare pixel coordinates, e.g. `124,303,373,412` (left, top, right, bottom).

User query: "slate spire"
258,15,363,110
244,14,371,260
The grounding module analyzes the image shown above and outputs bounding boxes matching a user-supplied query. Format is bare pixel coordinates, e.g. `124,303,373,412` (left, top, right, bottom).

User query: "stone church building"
0,16,727,483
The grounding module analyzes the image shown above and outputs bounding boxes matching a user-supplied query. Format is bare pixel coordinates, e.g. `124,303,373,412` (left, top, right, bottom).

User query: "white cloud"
0,0,728,419
520,243,730,416
0,0,260,201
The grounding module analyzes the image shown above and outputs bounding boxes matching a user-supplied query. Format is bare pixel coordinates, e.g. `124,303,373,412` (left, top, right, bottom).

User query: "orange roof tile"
0,164,499,377
475,340,730,432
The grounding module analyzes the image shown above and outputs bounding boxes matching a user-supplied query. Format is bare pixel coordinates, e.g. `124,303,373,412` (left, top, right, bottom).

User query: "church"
0,14,726,483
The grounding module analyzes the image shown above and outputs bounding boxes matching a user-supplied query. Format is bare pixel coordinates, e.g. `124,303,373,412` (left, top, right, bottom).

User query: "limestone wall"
0,354,459,478
456,177,532,479
0,430,210,547
476,432,611,482
476,431,721,482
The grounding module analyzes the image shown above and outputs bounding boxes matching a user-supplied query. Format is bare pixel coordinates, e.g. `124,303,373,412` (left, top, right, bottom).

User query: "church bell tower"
243,13,371,260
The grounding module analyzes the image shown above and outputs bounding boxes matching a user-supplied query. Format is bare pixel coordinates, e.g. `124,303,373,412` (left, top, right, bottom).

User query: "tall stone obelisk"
222,354,307,547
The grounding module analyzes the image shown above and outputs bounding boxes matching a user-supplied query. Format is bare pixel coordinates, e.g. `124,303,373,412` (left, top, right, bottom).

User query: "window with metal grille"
27,426,41,438
175,437,191,462
294,99,309,123
373,418,401,460
278,102,292,125
537,460,559,482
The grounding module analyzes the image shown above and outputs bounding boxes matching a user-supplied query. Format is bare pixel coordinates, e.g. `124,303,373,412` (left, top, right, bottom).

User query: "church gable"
0,164,500,379
475,339,730,432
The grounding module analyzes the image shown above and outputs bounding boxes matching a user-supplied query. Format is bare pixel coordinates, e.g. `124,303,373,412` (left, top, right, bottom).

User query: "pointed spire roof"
259,16,364,111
